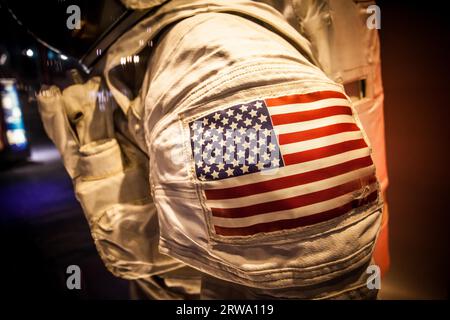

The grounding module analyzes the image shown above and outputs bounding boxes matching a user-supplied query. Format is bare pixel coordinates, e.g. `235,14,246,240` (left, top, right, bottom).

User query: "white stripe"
211,183,378,228
203,147,371,190
266,98,350,115
273,115,355,135
206,165,375,208
280,131,363,154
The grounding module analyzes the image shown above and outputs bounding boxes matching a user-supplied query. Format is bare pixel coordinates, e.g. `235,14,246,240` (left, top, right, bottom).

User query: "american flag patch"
188,91,379,237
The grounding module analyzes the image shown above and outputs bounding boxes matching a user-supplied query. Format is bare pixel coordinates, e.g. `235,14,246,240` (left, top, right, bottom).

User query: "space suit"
34,0,389,299
263,0,390,275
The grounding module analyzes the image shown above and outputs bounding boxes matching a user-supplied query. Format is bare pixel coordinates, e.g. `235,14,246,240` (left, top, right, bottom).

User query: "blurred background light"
0,53,7,65
25,48,34,57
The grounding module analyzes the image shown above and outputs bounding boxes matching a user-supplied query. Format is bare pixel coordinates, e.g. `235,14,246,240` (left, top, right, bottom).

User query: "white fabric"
258,0,389,192
120,0,167,10
38,0,387,296
37,78,185,280
139,11,383,289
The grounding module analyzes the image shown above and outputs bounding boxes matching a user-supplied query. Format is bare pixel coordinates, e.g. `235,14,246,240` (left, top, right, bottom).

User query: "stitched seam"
149,63,332,144
177,62,309,111
160,239,374,287
150,13,235,112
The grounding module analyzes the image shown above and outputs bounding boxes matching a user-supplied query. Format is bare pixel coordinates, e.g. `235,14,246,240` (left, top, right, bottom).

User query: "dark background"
0,1,448,299
376,0,449,299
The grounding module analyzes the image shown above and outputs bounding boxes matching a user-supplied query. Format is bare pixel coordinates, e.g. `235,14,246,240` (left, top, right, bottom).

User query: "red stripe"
205,156,373,200
278,123,360,145
265,91,347,107
271,106,352,126
214,191,378,236
211,175,377,218
283,139,368,166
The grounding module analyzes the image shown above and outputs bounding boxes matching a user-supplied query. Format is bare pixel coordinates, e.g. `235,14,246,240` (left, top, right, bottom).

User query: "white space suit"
37,0,388,299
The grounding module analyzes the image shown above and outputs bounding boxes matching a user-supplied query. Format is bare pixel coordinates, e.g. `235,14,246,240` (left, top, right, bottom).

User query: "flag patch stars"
188,91,377,237
189,100,284,181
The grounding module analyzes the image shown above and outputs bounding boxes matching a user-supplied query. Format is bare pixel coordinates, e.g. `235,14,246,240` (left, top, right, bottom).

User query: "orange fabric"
373,203,390,277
